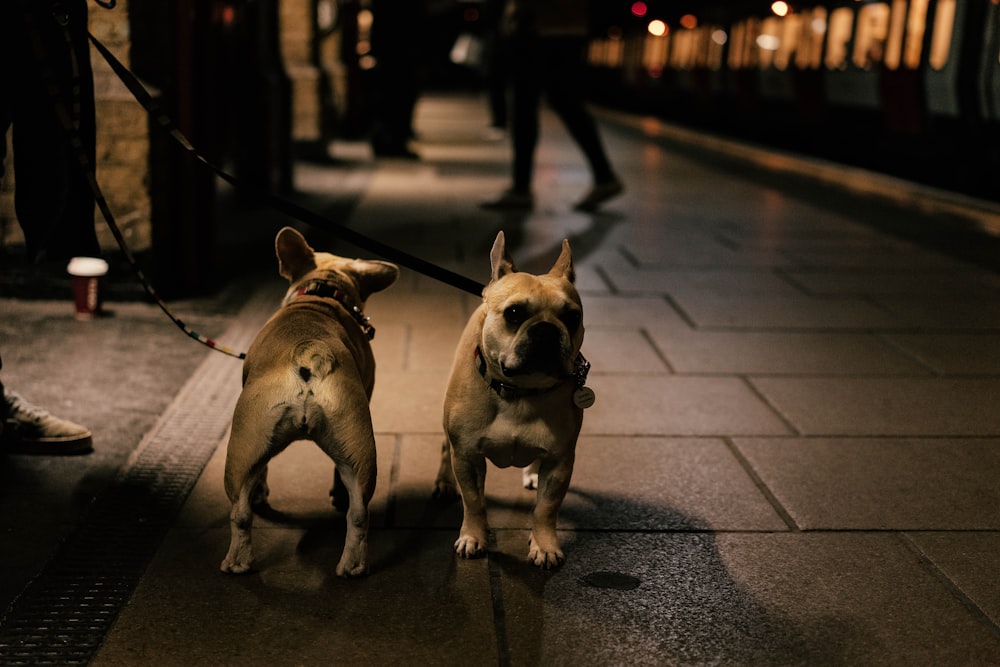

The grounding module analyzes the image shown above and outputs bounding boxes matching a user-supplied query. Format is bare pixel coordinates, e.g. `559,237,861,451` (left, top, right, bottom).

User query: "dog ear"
351,259,400,301
489,231,517,283
549,239,575,283
275,227,316,282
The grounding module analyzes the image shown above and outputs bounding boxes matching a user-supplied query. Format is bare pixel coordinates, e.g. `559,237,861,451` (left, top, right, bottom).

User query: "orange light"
679,14,697,29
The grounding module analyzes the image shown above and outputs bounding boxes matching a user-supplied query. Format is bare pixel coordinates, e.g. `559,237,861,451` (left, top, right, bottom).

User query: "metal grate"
0,286,277,665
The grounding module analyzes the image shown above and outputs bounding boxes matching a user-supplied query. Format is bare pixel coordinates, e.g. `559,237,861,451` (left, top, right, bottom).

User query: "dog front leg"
452,451,489,558
527,456,574,569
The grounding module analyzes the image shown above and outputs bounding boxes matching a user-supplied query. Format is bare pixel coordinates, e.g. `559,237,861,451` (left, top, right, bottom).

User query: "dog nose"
528,321,562,346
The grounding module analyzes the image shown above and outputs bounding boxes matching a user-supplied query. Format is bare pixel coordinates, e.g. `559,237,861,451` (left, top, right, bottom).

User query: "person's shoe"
480,188,534,211
1,390,93,455
573,177,625,212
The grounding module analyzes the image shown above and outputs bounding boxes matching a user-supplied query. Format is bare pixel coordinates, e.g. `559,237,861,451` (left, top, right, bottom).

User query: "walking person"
482,0,623,212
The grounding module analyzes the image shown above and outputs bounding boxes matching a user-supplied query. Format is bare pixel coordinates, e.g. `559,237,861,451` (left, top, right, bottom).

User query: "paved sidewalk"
4,92,1000,665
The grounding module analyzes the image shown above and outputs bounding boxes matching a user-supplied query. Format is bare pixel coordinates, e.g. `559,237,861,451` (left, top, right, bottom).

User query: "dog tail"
293,341,338,383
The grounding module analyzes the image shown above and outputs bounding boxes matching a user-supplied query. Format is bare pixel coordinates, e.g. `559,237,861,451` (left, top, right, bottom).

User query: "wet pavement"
2,92,1000,666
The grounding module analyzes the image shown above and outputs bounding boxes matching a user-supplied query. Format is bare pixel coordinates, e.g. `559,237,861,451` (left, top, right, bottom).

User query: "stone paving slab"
733,437,1000,530
749,378,1000,436
651,328,930,375
587,375,792,436
495,531,1000,667
885,333,1000,375
92,523,497,667
908,532,1000,627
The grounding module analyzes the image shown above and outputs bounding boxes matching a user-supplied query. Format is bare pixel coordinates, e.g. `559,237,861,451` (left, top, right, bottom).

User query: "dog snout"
528,321,563,347
501,321,567,376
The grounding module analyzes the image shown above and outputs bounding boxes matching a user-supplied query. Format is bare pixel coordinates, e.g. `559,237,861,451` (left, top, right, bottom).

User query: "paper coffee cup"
67,257,109,320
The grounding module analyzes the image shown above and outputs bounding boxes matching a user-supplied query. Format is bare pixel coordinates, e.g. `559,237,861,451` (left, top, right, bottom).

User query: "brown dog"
435,231,593,568
221,226,398,577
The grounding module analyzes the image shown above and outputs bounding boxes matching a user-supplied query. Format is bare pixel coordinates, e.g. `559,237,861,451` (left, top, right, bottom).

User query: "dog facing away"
221,226,398,578
435,231,593,568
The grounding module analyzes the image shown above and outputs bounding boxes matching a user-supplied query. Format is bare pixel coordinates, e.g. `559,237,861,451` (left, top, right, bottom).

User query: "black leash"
86,32,487,299
18,4,247,358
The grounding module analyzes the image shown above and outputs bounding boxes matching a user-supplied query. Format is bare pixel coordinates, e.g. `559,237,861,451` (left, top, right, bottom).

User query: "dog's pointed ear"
549,239,575,283
351,259,400,301
276,227,316,282
489,231,517,283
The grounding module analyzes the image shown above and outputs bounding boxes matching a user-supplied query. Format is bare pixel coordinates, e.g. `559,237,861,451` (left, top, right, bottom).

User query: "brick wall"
1,1,331,257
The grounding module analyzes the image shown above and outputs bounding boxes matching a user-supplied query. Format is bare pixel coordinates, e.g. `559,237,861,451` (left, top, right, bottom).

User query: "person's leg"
508,37,542,193
0,3,95,455
480,36,538,209
543,38,617,185
10,0,99,262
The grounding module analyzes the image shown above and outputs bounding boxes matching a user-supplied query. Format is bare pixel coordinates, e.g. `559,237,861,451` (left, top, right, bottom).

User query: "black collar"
283,279,375,340
474,346,578,400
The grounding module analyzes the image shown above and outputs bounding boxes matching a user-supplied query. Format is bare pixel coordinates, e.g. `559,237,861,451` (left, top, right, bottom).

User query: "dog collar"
283,279,375,340
474,346,594,408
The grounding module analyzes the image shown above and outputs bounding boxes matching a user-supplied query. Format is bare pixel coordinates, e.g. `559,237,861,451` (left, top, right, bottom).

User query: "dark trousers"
0,0,99,262
507,35,614,192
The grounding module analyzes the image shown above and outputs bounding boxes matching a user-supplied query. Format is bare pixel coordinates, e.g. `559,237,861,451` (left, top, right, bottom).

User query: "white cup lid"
67,257,109,277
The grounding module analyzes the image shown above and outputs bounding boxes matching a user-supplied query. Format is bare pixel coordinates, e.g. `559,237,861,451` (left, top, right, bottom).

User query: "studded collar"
283,279,375,340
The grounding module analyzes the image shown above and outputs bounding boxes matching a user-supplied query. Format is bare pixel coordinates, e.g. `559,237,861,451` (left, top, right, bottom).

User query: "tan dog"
435,231,593,568
221,226,398,577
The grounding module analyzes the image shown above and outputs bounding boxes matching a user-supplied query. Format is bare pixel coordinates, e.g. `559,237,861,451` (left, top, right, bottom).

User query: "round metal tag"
573,386,596,409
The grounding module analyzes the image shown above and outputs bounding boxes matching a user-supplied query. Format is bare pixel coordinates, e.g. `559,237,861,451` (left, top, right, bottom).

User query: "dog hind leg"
433,437,459,500
312,405,376,577
221,463,267,574
221,397,286,574
330,462,372,577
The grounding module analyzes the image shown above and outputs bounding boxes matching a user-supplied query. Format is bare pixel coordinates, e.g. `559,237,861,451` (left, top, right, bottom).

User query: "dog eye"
560,309,581,334
504,305,527,326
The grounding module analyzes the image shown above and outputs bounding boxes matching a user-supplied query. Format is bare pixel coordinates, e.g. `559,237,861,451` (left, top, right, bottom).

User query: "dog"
220,226,398,578
435,231,594,568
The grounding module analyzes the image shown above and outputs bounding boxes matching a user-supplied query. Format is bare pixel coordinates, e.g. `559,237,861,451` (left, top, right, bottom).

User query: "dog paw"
220,557,253,575
454,534,487,559
527,535,565,569
336,560,369,578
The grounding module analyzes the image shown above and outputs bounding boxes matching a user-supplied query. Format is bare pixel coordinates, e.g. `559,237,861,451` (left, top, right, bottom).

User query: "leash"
22,14,593,389
86,32,487,299
18,2,248,359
